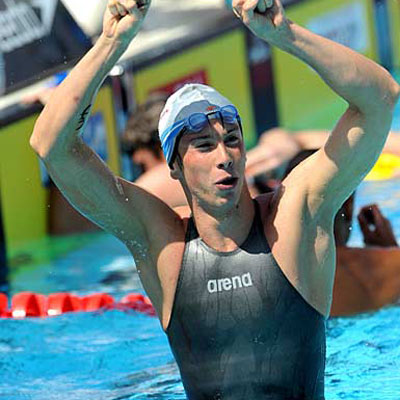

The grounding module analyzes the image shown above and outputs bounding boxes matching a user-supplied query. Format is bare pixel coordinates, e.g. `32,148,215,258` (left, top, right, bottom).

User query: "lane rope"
0,292,156,319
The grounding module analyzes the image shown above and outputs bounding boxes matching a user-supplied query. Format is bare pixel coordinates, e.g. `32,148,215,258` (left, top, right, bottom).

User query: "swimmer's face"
172,118,246,210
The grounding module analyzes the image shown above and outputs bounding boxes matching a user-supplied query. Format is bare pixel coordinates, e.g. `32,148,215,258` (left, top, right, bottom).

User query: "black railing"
0,197,8,294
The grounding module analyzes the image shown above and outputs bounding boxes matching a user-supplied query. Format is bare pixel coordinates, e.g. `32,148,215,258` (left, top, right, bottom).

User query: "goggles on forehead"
160,105,242,166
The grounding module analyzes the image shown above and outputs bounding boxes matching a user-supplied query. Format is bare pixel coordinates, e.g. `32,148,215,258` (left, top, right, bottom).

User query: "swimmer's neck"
191,191,255,253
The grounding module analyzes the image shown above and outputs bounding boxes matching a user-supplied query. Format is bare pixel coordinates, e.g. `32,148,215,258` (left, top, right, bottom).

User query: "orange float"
12,292,47,318
0,293,8,317
82,293,115,312
47,293,83,316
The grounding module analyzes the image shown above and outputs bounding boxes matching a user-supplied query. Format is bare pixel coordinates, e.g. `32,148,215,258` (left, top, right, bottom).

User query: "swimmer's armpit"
75,104,92,133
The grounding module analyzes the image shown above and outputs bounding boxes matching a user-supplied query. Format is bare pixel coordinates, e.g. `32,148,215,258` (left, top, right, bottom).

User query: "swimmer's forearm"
270,22,400,113
31,35,127,159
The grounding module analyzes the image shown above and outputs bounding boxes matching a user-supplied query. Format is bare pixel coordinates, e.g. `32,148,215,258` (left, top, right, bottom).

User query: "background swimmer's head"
283,149,356,246
158,84,241,171
121,92,168,173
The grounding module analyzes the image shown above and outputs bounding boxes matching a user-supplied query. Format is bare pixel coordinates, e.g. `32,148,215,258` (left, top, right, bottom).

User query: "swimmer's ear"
170,154,184,180
170,162,182,180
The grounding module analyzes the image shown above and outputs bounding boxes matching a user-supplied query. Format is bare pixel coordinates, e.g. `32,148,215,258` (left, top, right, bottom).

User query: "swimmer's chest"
171,235,314,337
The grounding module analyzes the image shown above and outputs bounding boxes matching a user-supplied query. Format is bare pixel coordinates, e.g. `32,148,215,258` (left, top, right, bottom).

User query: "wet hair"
121,92,168,158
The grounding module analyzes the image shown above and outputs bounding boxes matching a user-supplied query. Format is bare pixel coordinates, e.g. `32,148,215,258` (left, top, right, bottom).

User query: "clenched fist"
232,0,292,45
103,0,151,45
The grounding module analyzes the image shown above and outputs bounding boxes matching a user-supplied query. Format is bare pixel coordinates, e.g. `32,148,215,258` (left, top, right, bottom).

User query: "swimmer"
30,0,400,398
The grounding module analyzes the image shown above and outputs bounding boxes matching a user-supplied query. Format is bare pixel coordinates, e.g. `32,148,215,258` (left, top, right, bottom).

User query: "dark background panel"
0,0,91,95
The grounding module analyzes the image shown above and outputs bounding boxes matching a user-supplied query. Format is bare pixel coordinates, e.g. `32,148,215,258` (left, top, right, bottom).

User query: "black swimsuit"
166,202,326,399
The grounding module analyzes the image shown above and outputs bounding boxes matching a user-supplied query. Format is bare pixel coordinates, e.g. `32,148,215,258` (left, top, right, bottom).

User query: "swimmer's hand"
358,204,399,248
232,0,292,45
103,0,151,46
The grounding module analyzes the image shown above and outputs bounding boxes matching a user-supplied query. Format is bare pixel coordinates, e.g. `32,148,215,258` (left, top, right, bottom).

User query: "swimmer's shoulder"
173,205,191,231
173,205,191,218
254,189,280,221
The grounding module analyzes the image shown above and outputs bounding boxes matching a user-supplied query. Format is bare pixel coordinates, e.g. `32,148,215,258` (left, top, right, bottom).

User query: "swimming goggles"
160,105,242,166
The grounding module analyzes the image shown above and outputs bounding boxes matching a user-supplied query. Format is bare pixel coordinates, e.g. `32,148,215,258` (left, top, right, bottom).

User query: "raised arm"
30,0,177,251
233,0,400,215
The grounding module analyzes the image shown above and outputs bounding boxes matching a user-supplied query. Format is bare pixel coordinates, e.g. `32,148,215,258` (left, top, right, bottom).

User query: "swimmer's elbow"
29,127,45,158
382,80,400,111
30,118,73,161
390,82,400,109
358,77,400,115
378,80,400,112
30,123,51,160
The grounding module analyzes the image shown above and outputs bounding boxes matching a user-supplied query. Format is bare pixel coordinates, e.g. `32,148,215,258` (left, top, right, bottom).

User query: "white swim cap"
158,84,235,166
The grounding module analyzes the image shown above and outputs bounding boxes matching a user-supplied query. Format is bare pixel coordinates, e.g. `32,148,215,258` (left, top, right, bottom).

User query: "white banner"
306,1,369,53
0,0,58,53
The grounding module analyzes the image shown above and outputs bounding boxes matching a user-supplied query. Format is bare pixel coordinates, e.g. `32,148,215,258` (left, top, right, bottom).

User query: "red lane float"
82,293,115,312
0,293,8,317
12,292,47,318
48,293,82,316
0,292,155,319
120,293,156,316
